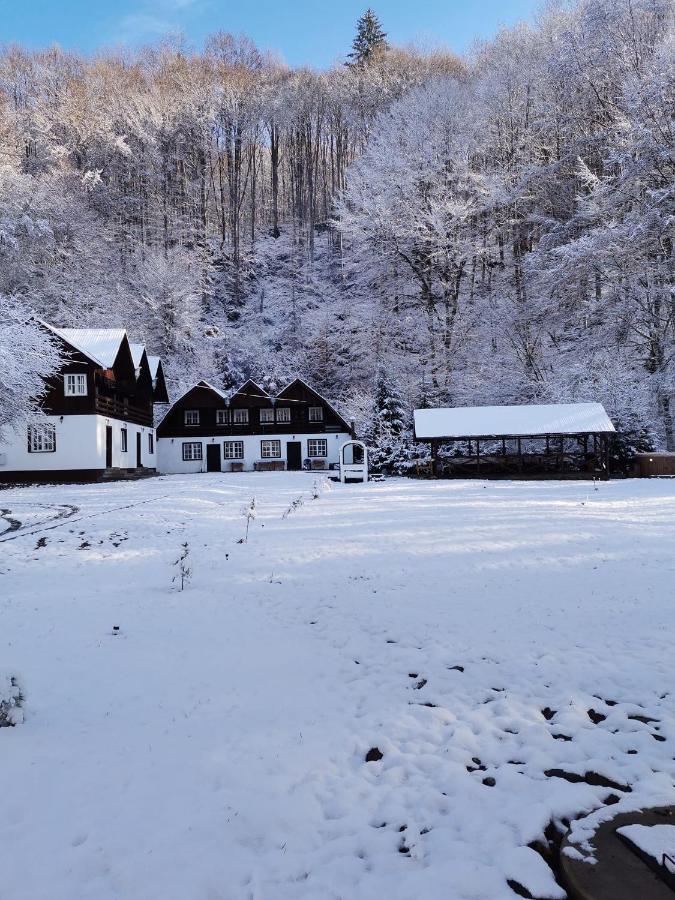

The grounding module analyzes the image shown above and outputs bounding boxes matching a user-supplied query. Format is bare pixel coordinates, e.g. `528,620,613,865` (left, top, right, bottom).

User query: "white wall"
0,415,157,474
157,432,351,474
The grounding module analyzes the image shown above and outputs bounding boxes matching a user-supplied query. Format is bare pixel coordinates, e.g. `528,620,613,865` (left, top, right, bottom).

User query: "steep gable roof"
42,324,127,369
129,343,147,368
230,379,270,400
197,379,228,400
147,356,162,379
155,379,226,429
277,378,351,430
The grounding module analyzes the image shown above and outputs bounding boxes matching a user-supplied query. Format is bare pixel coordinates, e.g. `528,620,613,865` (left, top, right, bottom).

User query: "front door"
287,441,302,471
105,426,113,468
136,432,142,468
206,444,221,472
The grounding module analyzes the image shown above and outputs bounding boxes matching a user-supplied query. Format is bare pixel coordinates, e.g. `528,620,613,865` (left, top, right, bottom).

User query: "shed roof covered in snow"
414,403,615,440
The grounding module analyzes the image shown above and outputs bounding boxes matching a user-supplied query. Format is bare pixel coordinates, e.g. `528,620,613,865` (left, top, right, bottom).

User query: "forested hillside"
1,0,673,455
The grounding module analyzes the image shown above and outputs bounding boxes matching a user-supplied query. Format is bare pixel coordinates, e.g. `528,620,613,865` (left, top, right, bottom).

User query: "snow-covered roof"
198,380,228,400
45,324,127,369
276,378,351,430
231,379,270,399
129,343,146,368
414,402,615,439
147,356,162,379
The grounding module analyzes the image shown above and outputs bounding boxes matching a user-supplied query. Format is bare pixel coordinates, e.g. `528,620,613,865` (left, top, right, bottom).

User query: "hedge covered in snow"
0,675,24,727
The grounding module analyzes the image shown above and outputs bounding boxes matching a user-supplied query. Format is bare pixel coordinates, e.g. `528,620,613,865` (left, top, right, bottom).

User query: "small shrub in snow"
283,495,304,519
0,675,24,727
171,542,192,591
238,497,256,542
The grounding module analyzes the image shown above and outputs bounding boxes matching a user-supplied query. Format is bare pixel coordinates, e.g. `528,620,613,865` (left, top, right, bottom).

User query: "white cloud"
114,0,207,45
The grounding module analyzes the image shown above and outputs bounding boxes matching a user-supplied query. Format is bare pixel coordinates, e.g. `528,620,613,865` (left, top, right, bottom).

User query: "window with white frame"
121,428,128,452
27,423,56,453
307,439,327,458
224,441,244,460
184,409,200,426
216,409,231,425
260,439,281,458
233,408,249,424
64,373,87,396
276,407,291,424
148,433,154,454
259,408,274,423
308,406,323,422
182,442,202,461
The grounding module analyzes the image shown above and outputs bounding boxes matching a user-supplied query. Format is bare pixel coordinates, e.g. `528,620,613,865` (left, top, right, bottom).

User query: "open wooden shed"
414,402,616,479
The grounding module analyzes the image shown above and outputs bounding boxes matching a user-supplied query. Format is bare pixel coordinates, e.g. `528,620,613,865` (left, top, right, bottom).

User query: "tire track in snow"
0,503,79,537
0,496,170,544
0,508,22,535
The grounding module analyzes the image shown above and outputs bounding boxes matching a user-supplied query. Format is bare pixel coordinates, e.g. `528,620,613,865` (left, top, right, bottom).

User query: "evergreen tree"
374,367,406,437
369,367,412,473
608,415,656,476
346,9,388,67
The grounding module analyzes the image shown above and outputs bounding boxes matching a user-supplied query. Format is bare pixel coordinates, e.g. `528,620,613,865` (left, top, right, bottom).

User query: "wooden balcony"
95,394,154,427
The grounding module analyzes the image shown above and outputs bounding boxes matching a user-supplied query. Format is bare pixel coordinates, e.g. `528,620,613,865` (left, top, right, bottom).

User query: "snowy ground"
1,474,674,900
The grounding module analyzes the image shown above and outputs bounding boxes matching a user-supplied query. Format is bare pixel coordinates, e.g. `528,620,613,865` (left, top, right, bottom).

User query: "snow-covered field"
1,474,674,900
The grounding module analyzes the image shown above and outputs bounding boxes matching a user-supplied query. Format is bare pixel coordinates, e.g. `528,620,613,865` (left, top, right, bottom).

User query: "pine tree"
346,9,388,67
369,368,411,474
374,367,406,437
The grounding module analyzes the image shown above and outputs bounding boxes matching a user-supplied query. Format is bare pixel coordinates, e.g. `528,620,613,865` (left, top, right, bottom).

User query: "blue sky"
1,1,541,66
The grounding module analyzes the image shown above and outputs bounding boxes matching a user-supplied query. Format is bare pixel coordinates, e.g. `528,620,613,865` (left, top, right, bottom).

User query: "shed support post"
431,440,439,477
517,438,523,473
476,439,481,476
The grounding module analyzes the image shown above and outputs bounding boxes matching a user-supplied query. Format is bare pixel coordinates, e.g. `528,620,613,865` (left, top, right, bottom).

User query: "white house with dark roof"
156,378,353,474
0,322,168,482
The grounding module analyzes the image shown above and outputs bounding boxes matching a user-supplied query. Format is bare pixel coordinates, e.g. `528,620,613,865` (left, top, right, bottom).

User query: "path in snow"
1,474,674,900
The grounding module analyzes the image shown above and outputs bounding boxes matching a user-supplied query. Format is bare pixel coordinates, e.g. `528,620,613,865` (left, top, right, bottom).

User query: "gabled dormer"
156,380,228,437
130,344,154,400
276,378,352,433
148,357,169,404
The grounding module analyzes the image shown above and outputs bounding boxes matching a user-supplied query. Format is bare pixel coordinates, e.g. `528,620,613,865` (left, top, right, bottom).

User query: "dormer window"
233,409,249,424
259,408,275,423
184,410,200,426
64,373,87,396
308,406,323,422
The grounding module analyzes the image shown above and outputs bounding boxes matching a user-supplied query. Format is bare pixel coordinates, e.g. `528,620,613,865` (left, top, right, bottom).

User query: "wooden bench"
310,460,327,470
254,460,286,472
229,462,244,473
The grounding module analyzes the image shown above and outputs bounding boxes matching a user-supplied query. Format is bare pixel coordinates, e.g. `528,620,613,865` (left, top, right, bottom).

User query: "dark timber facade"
156,379,353,473
0,323,167,482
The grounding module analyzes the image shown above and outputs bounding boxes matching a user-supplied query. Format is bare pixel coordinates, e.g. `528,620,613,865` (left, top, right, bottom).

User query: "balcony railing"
95,395,154,427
